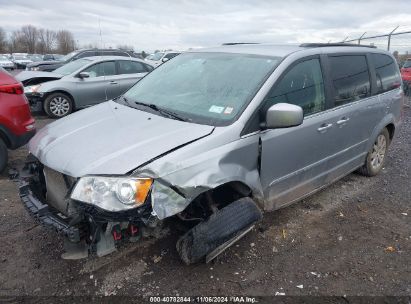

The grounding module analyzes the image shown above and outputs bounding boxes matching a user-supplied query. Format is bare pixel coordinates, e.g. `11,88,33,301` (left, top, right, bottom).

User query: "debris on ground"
384,246,396,252
152,255,162,263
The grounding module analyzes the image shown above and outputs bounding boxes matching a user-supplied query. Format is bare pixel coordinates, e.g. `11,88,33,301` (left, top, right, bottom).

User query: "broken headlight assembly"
24,84,42,94
70,176,153,212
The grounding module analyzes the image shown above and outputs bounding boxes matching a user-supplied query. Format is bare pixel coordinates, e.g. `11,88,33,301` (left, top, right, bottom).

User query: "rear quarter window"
372,54,401,93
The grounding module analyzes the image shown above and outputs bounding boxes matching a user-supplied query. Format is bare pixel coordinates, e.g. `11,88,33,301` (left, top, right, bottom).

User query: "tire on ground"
176,197,262,265
43,92,74,118
357,128,390,177
0,138,8,173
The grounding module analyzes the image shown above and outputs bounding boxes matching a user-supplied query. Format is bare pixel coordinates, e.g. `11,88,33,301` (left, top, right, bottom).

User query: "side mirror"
265,103,303,129
78,72,90,79
162,57,169,63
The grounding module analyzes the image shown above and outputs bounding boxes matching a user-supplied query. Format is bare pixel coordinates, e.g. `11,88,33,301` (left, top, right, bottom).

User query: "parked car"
144,51,181,67
0,67,35,172
27,54,44,62
18,56,154,118
26,48,140,72
401,58,411,95
0,55,15,70
17,43,402,263
11,55,33,69
42,54,63,61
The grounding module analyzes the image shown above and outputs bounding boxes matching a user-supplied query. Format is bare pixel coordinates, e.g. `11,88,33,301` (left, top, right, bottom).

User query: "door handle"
110,81,118,85
336,117,350,125
317,123,333,132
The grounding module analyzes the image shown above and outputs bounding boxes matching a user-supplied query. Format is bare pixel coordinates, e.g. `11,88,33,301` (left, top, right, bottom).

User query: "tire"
176,197,262,265
44,92,74,118
358,128,390,177
0,139,8,173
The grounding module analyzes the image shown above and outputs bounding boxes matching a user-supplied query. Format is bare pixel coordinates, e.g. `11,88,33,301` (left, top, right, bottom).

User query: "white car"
0,55,14,70
144,51,181,67
12,55,33,69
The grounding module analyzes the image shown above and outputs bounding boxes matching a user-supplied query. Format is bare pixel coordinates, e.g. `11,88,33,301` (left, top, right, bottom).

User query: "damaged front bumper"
17,156,162,258
19,180,82,242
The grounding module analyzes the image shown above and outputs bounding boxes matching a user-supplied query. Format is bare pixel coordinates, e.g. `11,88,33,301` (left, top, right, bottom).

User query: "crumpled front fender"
136,134,264,220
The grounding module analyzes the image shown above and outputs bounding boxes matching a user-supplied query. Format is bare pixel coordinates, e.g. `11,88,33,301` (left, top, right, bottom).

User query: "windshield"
146,52,164,61
0,55,8,61
123,52,280,126
29,55,43,61
60,50,79,62
54,58,92,76
403,60,411,68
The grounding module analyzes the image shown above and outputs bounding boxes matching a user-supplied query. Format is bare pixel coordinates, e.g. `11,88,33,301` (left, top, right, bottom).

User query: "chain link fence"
339,28,411,103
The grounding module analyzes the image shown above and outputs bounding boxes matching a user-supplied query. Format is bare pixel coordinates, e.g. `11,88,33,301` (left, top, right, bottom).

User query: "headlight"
24,84,41,93
32,67,40,71
70,176,153,211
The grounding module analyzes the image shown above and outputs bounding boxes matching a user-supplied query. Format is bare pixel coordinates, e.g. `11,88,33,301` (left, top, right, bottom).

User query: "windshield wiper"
134,100,189,122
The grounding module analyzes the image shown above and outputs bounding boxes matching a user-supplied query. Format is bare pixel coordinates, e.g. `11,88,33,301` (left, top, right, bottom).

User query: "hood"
27,60,63,67
16,71,64,85
29,101,214,177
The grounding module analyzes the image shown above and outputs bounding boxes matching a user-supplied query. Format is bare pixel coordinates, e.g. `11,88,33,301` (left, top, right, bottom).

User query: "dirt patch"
0,107,410,297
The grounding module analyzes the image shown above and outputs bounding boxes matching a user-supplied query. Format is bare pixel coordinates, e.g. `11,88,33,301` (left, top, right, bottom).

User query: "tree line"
0,25,76,55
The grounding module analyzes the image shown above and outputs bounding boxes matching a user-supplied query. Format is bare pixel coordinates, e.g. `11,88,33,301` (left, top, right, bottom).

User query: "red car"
0,67,36,172
401,58,411,95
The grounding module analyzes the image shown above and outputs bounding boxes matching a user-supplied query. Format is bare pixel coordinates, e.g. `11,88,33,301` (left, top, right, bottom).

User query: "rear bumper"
10,129,36,149
0,125,35,149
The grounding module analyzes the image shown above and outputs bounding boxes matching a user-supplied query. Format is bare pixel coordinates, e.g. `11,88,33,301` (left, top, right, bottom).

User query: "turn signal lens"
135,178,153,205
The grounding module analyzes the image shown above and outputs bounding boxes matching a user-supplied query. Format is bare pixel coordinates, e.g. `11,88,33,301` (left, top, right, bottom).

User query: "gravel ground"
0,102,410,298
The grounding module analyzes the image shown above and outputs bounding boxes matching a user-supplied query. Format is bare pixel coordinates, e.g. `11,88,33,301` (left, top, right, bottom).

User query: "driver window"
264,58,325,116
82,61,116,78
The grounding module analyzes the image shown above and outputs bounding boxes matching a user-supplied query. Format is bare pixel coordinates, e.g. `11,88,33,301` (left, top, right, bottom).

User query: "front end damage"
18,155,164,259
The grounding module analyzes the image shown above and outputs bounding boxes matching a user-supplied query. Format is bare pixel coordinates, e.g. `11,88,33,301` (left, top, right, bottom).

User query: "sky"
0,0,410,53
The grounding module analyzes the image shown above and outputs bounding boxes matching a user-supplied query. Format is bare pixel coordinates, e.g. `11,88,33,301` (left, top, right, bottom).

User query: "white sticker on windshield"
209,105,225,114
224,107,234,114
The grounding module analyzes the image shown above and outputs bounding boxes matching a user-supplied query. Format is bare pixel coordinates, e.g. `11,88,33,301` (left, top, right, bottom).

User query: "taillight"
0,83,24,95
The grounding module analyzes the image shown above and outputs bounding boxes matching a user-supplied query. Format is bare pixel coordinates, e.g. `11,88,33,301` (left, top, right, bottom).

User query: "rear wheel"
358,128,390,177
0,139,8,173
44,93,73,118
176,197,262,265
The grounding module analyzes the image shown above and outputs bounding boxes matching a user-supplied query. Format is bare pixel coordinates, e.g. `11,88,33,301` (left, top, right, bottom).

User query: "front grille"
43,166,74,215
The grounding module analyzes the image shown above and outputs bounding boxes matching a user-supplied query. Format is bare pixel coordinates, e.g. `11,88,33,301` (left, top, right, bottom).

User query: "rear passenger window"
118,61,147,74
329,55,370,106
372,54,401,93
264,58,325,116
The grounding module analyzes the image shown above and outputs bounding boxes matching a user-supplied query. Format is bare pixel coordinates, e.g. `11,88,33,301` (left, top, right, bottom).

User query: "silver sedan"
17,56,154,118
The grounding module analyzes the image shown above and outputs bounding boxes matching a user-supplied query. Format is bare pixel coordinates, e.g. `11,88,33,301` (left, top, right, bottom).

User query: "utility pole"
387,26,399,51
99,18,103,48
358,32,366,45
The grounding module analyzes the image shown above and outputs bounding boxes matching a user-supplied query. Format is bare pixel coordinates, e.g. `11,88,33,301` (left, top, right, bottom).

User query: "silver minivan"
18,43,403,263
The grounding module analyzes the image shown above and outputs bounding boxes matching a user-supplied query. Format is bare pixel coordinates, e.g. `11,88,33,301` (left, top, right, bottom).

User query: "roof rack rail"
222,42,260,46
300,43,377,49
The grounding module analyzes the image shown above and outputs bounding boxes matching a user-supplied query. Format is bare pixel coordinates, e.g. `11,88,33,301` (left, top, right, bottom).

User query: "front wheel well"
180,181,253,222
385,123,395,141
